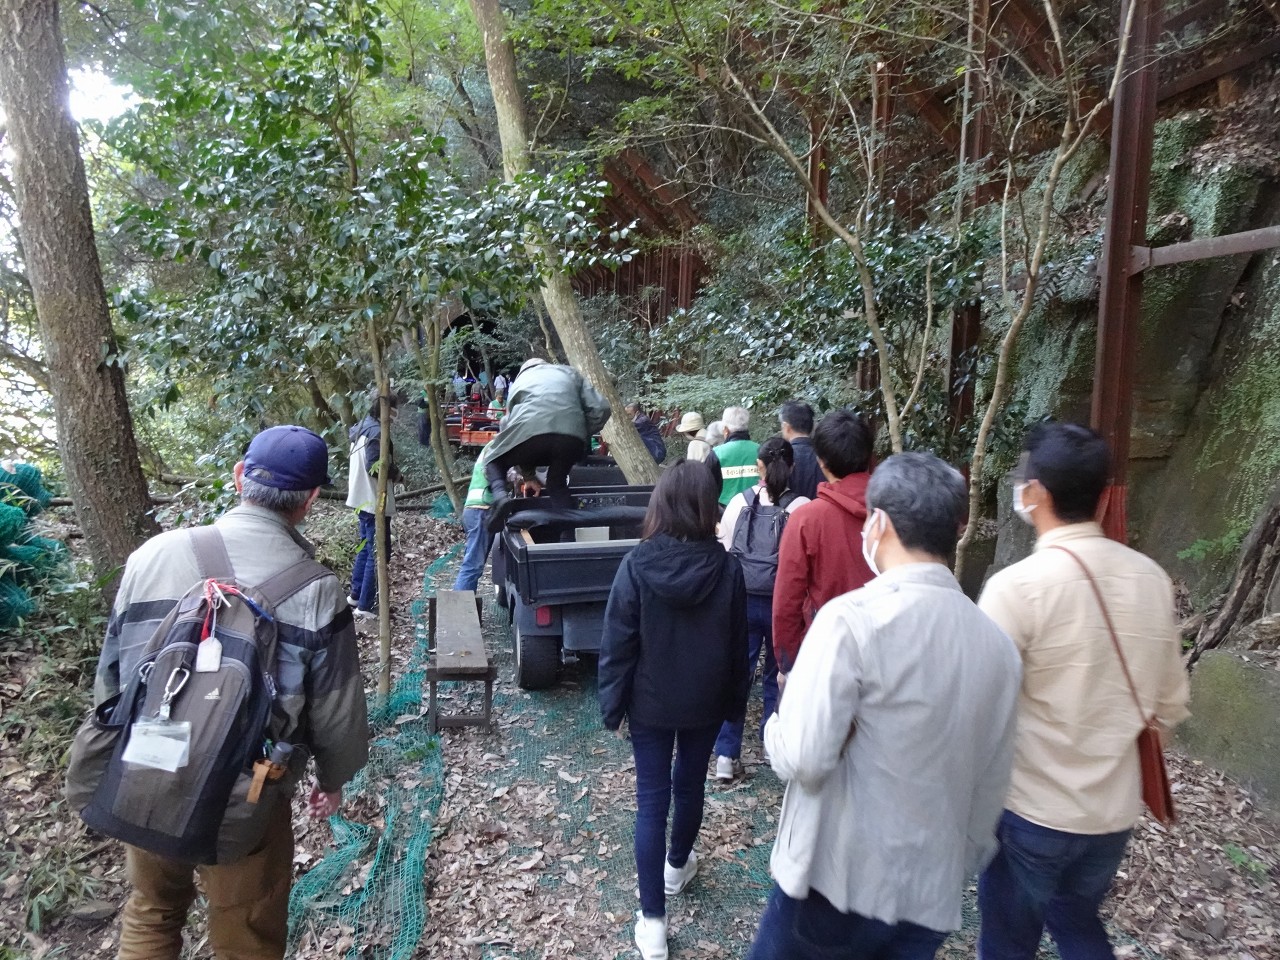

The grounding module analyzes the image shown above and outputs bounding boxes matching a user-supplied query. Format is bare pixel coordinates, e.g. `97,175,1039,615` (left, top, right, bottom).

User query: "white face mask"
1013,483,1036,525
861,509,884,577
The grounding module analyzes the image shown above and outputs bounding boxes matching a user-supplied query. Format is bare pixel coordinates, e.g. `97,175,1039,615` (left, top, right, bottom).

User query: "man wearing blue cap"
86,425,370,960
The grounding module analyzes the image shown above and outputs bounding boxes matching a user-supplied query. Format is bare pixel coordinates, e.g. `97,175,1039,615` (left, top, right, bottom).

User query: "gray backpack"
65,527,329,864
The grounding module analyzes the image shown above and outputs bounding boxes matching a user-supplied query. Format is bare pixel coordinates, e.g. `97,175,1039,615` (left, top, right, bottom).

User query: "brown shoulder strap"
189,526,233,581
1049,544,1150,724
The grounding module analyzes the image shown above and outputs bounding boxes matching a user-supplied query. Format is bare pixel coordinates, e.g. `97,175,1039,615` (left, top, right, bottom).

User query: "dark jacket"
788,436,823,502
599,534,749,730
633,415,667,463
772,472,875,673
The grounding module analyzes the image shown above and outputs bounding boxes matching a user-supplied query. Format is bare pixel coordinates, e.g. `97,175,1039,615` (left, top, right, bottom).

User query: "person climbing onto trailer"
479,358,612,533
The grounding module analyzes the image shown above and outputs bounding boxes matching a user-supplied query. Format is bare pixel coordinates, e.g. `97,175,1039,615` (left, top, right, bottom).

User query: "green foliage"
100,0,628,473
1177,520,1251,565
1223,843,1270,885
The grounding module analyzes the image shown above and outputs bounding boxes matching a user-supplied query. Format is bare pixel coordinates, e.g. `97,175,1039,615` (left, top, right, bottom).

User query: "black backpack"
66,527,329,864
729,487,796,596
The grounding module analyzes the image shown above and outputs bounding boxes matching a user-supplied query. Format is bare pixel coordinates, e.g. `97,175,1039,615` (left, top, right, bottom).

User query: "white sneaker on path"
634,911,668,960
664,851,698,895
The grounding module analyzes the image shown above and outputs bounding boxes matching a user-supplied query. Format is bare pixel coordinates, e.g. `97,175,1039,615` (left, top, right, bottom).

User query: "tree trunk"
367,320,393,697
467,0,661,485
0,0,159,590
1190,494,1280,665
415,316,464,516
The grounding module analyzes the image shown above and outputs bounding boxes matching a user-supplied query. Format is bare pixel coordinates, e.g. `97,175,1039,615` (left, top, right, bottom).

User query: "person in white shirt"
747,452,1022,960
976,423,1190,960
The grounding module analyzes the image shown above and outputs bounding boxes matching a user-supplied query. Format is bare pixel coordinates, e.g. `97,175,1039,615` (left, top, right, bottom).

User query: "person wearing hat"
479,358,612,532
347,390,403,619
90,425,370,960
675,412,711,463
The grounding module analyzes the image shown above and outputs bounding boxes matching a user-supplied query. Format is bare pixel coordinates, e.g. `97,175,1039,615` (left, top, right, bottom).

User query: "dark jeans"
714,592,778,759
629,719,720,918
978,810,1132,960
748,885,948,960
483,433,584,509
350,511,392,611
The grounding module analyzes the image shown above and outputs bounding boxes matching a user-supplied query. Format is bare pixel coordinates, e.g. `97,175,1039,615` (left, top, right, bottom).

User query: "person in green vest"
706,406,759,507
486,388,507,422
454,442,505,592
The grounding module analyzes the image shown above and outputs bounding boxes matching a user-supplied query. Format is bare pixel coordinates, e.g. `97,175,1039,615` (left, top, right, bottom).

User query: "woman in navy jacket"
599,459,749,960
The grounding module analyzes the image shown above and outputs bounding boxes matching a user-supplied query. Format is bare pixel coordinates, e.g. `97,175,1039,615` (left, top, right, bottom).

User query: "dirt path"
402,558,1280,960
7,513,1279,959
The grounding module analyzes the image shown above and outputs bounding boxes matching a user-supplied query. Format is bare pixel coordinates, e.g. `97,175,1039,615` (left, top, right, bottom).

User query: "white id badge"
122,718,192,772
195,637,223,673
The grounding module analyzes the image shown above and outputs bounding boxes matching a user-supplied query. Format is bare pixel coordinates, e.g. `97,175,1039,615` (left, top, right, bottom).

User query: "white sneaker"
714,755,740,781
353,608,377,622
633,911,668,960
664,850,698,895
346,595,359,607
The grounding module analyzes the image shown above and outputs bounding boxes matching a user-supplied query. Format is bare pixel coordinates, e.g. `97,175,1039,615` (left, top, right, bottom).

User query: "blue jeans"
978,810,1132,960
714,592,778,759
748,885,948,960
629,720,720,918
350,511,392,612
452,507,495,592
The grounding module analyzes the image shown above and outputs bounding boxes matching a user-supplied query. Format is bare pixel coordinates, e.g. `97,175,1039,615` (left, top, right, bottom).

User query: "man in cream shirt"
748,452,1022,960
977,422,1191,960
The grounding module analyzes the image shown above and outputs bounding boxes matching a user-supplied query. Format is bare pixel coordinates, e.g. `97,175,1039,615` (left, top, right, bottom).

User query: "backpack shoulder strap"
189,526,233,581
254,557,333,611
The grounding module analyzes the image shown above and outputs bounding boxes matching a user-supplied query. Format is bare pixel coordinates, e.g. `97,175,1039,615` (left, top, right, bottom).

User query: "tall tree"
0,0,158,586
468,0,661,485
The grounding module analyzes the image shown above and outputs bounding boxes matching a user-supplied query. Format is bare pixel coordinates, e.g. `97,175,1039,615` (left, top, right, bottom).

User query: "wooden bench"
426,589,496,733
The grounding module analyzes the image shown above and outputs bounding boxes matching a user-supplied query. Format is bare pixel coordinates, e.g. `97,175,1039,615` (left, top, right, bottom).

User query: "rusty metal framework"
1094,0,1280,541
585,0,1280,542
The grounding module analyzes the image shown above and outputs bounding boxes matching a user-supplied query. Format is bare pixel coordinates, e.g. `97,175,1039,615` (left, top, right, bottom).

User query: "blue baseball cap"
242,426,332,490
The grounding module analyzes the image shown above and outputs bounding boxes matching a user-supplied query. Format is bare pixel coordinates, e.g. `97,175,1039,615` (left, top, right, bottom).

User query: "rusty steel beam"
1159,35,1280,102
616,149,700,230
1092,0,1163,544
1163,0,1230,32
1131,225,1280,273
993,0,1061,78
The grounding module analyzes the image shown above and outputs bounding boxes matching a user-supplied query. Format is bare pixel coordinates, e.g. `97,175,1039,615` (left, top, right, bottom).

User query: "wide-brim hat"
675,412,705,435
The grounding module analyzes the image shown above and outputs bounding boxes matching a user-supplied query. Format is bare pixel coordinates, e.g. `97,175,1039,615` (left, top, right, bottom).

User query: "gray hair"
722,406,750,433
866,452,967,558
705,421,727,446
240,476,314,515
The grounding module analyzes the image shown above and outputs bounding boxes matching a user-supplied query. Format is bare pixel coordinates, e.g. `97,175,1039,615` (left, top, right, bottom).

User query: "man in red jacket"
772,409,876,677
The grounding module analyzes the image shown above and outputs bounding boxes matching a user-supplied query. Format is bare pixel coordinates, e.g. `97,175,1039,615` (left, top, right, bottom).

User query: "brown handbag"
1051,546,1177,825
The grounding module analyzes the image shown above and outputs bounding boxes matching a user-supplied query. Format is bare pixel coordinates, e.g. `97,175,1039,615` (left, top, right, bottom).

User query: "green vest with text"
464,454,494,509
716,438,760,505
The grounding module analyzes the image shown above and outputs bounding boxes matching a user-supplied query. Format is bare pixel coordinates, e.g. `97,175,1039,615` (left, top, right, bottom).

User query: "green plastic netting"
0,462,52,516
287,508,1166,960
286,539,460,958
0,503,24,545
0,465,65,629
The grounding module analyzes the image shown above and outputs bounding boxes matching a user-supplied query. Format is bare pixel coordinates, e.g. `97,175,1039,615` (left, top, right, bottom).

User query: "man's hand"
308,782,342,819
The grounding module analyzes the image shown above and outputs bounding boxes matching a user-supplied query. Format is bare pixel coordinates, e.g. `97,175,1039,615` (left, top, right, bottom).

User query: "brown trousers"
117,800,293,960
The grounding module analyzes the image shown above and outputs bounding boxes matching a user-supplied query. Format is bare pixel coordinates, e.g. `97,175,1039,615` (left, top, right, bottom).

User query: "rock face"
1177,651,1280,814
989,112,1280,603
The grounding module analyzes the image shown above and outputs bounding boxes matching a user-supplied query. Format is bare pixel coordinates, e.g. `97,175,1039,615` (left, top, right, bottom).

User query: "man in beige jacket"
977,422,1190,960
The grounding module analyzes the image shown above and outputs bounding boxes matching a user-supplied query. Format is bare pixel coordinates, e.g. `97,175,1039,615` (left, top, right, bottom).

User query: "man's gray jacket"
479,363,611,468
92,505,369,793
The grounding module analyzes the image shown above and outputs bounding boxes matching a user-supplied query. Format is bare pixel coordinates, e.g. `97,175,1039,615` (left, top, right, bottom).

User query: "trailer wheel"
515,625,559,690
